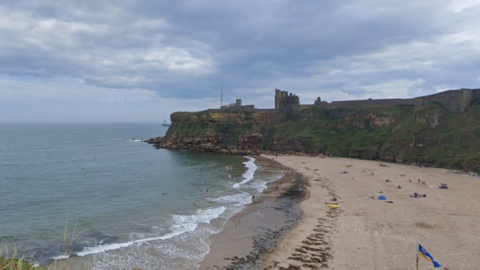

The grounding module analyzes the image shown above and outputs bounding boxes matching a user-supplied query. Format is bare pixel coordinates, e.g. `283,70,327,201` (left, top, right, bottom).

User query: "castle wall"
275,89,300,110
473,89,480,100
295,104,315,111
210,105,255,112
413,89,478,113
256,109,278,114
325,98,414,110
209,88,480,116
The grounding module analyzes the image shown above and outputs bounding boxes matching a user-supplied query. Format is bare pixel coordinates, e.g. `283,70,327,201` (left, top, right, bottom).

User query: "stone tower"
275,89,300,111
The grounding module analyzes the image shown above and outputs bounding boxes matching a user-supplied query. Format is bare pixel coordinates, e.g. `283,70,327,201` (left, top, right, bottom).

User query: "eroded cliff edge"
147,99,480,173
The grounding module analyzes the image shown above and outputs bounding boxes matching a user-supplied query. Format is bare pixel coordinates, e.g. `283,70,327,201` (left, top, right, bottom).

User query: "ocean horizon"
0,123,285,269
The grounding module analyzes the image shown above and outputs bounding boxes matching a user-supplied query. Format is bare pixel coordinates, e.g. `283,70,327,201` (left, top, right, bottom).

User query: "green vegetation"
166,102,480,172
0,256,46,270
0,214,81,270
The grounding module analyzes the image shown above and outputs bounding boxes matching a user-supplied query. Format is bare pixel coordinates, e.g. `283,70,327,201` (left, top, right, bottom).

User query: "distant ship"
162,119,171,127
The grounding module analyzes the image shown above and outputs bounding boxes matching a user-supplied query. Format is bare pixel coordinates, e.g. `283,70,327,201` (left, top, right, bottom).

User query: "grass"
0,248,46,270
0,213,82,270
165,102,480,172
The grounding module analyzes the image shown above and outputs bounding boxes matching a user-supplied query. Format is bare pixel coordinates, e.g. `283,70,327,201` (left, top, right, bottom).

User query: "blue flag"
418,244,442,268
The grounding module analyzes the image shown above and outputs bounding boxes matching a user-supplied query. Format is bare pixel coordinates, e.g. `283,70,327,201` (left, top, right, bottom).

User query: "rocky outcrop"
148,101,480,173
146,132,264,155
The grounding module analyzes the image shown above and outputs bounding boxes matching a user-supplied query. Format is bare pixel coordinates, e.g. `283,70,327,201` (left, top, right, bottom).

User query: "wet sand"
60,155,480,269
200,156,307,270
260,155,480,270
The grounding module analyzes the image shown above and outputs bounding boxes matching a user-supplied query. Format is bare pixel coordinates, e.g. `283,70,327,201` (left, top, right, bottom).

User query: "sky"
1,0,480,123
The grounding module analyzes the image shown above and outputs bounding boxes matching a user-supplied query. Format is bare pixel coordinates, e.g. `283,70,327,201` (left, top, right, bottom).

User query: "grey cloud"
1,0,479,107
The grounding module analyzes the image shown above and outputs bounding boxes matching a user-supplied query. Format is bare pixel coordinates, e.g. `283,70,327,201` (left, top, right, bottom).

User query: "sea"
0,123,286,269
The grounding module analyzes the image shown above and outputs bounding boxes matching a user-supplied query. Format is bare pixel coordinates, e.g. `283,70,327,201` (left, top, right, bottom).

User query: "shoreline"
199,156,307,269
259,154,480,269
44,153,480,269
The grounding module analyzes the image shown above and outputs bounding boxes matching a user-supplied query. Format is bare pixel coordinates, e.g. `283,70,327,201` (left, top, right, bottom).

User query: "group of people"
410,192,427,198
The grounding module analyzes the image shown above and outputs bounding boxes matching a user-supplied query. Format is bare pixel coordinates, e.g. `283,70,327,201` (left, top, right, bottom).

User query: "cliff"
147,100,480,173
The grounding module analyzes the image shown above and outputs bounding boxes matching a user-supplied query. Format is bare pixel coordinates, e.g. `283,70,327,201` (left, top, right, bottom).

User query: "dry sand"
260,155,480,270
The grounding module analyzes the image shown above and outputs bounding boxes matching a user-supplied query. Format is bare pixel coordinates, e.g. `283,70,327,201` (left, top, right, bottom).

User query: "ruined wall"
275,89,300,110
210,88,480,117
210,105,256,112
294,104,316,111
473,89,480,100
413,89,478,113
316,89,480,113
256,109,278,114
325,98,414,110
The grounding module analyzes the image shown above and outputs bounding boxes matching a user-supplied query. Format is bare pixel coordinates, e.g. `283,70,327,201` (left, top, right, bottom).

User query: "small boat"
162,119,171,127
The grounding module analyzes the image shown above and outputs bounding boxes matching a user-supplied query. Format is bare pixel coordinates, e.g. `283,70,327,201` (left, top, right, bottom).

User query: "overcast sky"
1,0,480,122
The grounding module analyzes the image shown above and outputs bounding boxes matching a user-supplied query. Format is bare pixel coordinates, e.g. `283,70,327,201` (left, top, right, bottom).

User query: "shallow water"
0,123,284,269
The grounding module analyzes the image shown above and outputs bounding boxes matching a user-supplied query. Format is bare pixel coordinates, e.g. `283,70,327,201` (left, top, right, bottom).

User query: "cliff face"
148,110,282,154
148,102,480,173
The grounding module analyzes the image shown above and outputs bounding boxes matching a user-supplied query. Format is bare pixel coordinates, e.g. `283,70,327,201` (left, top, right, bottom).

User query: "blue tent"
378,195,386,200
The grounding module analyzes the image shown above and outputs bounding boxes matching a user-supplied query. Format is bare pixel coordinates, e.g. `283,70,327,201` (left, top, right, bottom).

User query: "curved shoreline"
259,154,480,269
199,155,307,269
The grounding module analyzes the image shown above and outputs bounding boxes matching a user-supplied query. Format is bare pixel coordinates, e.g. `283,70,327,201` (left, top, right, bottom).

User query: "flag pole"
415,236,419,270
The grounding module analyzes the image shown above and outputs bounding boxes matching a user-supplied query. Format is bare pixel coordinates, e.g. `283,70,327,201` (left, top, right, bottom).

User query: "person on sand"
236,213,241,226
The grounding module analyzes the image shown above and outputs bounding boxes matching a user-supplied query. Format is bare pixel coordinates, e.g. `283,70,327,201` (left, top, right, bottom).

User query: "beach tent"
378,195,386,200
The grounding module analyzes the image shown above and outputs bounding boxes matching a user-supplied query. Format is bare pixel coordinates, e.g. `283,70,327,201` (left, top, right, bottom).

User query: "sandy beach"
259,155,480,270
200,156,307,269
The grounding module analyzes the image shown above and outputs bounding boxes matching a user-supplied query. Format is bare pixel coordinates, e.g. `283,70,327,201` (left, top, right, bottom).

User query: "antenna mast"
221,86,223,108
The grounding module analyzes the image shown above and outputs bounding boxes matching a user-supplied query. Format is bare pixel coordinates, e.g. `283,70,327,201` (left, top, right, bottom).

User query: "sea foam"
70,207,225,258
232,156,257,188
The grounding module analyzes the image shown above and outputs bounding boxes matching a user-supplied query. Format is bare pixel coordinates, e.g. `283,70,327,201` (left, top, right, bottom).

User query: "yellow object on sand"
326,204,341,208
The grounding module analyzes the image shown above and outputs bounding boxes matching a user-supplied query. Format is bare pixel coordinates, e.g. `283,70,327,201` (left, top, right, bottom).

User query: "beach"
202,154,480,269
260,155,480,270
200,156,307,269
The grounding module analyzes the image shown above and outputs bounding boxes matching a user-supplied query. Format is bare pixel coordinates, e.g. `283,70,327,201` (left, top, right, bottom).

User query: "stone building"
275,89,300,111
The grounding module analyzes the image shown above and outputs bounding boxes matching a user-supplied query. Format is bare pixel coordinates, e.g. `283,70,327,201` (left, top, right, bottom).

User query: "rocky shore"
144,134,264,155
